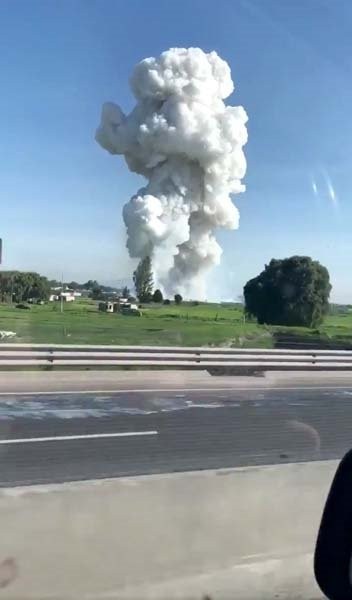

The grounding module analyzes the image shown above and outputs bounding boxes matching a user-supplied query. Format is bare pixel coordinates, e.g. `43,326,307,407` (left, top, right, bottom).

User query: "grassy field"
0,299,352,347
0,300,269,346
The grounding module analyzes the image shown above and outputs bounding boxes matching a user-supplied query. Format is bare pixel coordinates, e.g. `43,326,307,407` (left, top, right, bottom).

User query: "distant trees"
122,286,130,298
174,293,183,305
0,271,50,303
133,256,153,302
163,299,171,305
90,285,104,300
153,289,163,303
48,279,60,288
83,280,100,291
244,256,331,328
0,272,131,304
79,280,121,296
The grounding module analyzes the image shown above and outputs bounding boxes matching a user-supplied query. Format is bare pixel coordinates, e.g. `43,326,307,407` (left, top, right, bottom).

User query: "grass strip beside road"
1,299,352,349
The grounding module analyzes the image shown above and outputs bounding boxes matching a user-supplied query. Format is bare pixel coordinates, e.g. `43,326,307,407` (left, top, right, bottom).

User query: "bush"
163,299,171,305
153,289,163,303
141,293,153,303
244,256,331,327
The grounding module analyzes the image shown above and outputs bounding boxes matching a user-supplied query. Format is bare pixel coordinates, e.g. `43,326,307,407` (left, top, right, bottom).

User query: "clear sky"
1,0,352,300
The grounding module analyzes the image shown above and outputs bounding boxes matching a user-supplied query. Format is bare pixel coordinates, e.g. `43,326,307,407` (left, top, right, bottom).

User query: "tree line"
47,279,132,301
0,273,129,304
0,255,331,328
0,261,183,307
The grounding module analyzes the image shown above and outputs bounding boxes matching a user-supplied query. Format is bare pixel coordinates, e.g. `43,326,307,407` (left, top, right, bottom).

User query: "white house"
49,292,75,302
60,292,75,302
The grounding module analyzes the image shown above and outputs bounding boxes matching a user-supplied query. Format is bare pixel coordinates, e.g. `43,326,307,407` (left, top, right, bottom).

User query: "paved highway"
1,375,352,486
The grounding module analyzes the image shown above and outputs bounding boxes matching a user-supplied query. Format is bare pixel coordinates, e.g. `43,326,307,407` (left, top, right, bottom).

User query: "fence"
0,344,352,370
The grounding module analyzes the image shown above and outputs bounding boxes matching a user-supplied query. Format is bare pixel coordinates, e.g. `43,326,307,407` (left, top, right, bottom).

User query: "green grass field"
0,300,269,346
0,299,352,347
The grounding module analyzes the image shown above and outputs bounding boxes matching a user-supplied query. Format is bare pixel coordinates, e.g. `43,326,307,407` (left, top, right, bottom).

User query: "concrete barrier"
0,461,335,598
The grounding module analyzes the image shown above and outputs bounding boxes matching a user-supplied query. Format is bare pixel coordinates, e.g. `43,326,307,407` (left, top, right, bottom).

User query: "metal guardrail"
0,344,352,370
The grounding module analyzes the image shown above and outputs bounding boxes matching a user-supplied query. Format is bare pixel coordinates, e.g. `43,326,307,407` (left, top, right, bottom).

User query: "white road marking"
0,431,158,445
0,385,351,396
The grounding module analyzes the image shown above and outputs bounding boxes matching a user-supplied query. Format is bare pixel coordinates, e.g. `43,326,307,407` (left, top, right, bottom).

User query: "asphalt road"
1,382,352,486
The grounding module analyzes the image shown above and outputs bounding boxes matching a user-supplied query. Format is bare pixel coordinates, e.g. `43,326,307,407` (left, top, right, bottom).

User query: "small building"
49,292,75,302
116,297,129,308
60,292,75,302
98,300,141,316
121,303,141,316
106,301,118,313
99,301,118,313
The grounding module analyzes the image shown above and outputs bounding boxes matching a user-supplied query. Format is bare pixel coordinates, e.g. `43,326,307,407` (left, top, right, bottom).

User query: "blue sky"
1,0,352,301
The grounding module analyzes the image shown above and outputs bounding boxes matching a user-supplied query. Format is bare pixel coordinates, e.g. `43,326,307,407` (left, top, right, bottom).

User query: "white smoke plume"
96,47,248,297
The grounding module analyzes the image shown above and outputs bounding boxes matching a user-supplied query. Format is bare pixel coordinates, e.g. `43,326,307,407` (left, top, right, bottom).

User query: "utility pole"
237,294,246,324
60,272,64,314
0,239,4,304
0,239,2,304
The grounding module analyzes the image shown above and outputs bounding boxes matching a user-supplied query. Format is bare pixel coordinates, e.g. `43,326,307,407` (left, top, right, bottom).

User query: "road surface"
1,372,352,486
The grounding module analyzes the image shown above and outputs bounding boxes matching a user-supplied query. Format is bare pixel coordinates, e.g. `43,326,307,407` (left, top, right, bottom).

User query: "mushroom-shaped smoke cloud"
96,47,248,298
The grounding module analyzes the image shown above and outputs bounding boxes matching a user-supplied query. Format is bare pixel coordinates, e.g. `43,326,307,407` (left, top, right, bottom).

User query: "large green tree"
243,256,331,327
0,271,50,302
133,256,154,302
